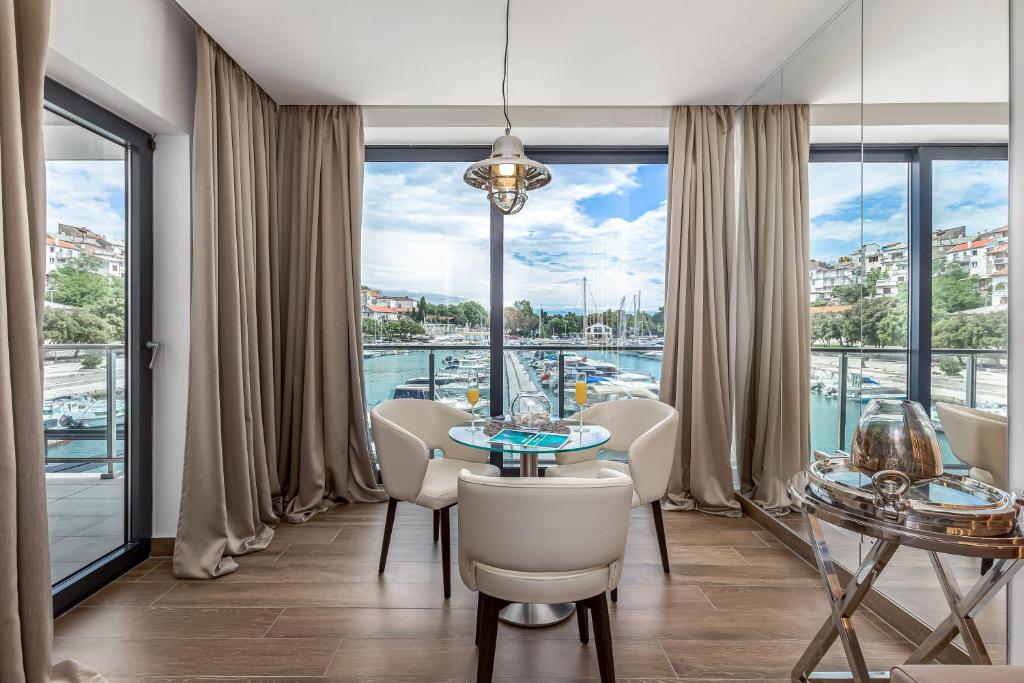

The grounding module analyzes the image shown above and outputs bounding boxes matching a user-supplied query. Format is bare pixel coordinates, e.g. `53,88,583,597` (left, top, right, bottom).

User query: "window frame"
809,142,1009,413
363,146,669,416
44,78,154,616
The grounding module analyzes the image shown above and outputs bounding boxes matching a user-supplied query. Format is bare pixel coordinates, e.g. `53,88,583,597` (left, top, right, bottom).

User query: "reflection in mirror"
860,0,1010,659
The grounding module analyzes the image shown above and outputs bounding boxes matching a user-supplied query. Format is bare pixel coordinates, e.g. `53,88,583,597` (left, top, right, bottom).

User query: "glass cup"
466,375,481,432
573,371,589,433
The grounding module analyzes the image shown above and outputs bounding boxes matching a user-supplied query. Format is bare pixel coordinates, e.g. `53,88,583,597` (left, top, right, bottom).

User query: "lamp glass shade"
464,134,551,215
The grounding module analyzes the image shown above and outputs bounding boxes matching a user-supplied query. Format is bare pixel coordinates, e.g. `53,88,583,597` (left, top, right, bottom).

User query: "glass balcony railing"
43,344,126,478
810,347,1007,470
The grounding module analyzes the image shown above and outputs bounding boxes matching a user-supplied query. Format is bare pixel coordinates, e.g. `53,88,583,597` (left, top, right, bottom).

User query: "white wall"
47,0,195,538
1008,0,1024,664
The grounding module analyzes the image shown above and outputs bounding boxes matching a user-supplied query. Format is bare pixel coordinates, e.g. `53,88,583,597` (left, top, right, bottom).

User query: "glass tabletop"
448,421,611,454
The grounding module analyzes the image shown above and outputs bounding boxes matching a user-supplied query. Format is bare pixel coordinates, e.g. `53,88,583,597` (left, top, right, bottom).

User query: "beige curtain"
174,31,382,579
660,106,741,516
735,104,811,511
0,0,53,679
276,105,383,519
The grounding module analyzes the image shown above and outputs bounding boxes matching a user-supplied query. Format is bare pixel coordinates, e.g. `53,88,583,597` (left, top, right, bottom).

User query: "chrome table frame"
791,477,1024,683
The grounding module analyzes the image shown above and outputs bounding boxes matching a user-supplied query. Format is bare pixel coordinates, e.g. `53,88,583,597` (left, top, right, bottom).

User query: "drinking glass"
466,375,481,432
572,371,589,433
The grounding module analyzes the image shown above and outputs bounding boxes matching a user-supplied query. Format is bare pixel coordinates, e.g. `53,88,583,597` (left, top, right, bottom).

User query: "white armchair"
458,469,633,683
935,402,1007,488
545,398,679,575
370,399,500,598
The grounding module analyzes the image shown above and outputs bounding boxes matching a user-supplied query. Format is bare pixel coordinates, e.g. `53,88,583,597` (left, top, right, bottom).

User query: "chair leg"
576,602,589,644
433,509,440,543
378,497,398,574
475,592,483,646
981,557,994,575
610,588,618,603
651,501,670,574
440,505,452,599
476,593,500,683
586,592,615,682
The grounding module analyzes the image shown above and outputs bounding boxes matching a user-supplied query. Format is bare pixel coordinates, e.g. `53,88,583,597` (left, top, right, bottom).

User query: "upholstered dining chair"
370,399,500,598
545,398,680,575
458,469,633,683
935,402,1008,489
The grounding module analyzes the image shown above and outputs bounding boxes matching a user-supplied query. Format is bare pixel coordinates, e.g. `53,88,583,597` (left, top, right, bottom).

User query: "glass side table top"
448,421,610,454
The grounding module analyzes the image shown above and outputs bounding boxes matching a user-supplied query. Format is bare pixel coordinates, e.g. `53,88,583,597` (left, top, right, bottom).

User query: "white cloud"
363,162,667,312
46,160,126,239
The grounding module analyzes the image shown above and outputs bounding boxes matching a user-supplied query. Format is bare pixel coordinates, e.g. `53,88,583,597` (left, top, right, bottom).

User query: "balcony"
43,344,126,584
810,347,1008,468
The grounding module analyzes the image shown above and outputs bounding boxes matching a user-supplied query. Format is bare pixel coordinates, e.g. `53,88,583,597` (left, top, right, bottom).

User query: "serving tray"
806,453,1020,537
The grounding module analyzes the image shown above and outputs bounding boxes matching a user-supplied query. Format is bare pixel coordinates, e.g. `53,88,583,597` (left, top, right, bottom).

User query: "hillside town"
810,225,1009,309
46,223,126,280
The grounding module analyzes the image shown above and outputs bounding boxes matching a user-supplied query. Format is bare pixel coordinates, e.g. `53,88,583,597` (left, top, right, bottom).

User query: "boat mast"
581,276,588,338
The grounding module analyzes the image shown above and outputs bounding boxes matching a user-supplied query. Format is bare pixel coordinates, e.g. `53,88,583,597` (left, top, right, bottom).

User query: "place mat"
483,419,571,436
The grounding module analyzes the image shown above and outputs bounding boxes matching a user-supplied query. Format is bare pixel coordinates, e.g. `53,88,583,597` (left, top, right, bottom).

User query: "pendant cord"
502,0,512,135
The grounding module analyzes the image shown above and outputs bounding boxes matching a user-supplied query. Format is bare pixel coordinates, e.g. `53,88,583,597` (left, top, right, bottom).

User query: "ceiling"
174,0,848,107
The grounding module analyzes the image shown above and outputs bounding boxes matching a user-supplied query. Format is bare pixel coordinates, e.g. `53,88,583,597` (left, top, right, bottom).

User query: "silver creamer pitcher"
850,399,943,481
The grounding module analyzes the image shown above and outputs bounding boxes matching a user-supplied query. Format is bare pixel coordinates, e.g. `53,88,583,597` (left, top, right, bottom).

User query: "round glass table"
448,420,612,627
448,421,611,477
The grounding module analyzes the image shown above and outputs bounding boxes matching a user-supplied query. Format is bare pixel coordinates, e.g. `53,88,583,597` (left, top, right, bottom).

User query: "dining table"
447,418,612,627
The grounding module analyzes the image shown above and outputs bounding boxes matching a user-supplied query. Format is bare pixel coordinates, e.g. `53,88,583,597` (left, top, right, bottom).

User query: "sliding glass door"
43,80,152,613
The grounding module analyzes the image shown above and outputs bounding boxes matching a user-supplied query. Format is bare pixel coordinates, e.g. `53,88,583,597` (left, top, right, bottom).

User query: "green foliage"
43,308,113,344
831,284,864,305
864,267,884,295
932,262,985,315
932,312,1007,350
938,356,964,377
49,255,110,308
381,318,426,338
47,255,124,342
80,353,103,370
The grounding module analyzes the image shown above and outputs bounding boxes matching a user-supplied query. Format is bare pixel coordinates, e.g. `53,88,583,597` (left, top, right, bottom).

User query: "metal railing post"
428,351,435,399
966,354,977,408
557,350,565,418
837,352,849,452
104,348,116,479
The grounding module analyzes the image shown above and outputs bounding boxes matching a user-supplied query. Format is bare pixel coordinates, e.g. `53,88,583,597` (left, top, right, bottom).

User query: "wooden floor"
54,502,925,681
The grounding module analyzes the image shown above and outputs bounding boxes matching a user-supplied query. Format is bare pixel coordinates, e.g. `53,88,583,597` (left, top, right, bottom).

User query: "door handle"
146,341,160,370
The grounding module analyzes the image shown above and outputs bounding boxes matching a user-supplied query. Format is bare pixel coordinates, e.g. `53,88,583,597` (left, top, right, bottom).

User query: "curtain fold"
174,31,382,580
276,106,384,517
735,104,811,511
660,106,741,516
0,0,54,679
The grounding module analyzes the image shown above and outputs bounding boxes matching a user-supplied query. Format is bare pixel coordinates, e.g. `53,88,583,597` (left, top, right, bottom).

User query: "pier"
504,350,540,398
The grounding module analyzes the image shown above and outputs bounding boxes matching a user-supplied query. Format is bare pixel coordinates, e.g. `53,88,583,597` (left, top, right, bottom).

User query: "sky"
362,162,668,312
46,160,126,240
809,159,1009,262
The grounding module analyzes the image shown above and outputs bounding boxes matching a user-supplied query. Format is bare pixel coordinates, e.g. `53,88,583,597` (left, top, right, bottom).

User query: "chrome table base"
499,601,576,628
499,451,576,628
792,510,1023,683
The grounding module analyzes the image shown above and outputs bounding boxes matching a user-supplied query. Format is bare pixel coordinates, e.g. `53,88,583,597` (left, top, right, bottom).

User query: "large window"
361,151,668,465
807,147,1008,473
42,80,152,611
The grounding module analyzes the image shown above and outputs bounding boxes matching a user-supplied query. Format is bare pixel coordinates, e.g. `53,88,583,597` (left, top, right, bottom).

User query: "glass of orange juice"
466,375,481,432
572,371,589,433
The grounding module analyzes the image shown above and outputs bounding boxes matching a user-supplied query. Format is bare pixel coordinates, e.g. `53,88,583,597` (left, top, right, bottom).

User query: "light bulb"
496,163,517,177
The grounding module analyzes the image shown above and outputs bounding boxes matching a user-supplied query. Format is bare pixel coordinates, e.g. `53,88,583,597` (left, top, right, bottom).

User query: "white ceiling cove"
174,0,847,106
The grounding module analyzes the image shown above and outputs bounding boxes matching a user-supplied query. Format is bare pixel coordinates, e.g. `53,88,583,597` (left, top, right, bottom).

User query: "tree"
49,255,110,309
939,356,964,377
831,284,864,305
362,318,378,338
416,296,428,322
932,262,985,315
43,308,113,344
932,312,1007,350
864,267,884,296
382,318,426,338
